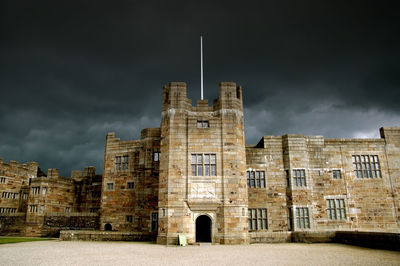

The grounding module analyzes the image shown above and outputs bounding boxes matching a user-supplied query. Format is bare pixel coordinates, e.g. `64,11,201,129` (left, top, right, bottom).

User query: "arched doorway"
104,223,112,231
196,215,211,242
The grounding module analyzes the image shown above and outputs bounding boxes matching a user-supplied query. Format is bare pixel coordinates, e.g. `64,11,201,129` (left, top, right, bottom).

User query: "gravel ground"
1,241,399,266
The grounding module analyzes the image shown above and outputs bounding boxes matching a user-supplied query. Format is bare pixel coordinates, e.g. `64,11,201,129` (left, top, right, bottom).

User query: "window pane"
191,155,196,164
210,154,216,164
192,165,196,176
205,165,210,176
197,154,202,164
377,170,381,178
211,165,216,176
204,154,210,164
197,165,203,176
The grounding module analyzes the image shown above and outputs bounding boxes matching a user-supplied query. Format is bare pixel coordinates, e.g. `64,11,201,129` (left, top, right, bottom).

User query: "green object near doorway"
178,234,187,246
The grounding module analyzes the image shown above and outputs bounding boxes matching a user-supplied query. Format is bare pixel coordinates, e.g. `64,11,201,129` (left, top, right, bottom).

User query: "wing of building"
1,82,399,244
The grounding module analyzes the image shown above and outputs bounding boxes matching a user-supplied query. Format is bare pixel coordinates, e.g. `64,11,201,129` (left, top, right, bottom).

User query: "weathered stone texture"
0,159,37,213
42,213,99,237
156,82,248,245
100,128,160,235
0,162,102,237
1,82,399,244
0,213,26,236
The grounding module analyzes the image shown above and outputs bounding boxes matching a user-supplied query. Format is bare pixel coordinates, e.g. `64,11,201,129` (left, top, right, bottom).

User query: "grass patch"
0,237,55,244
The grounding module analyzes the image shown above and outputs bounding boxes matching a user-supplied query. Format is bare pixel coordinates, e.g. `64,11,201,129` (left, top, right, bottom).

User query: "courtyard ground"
0,241,399,265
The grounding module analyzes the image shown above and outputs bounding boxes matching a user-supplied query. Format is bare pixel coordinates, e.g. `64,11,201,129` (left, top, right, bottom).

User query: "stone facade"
0,162,101,237
1,81,399,244
100,128,160,235
100,82,400,244
156,82,248,244
246,132,399,242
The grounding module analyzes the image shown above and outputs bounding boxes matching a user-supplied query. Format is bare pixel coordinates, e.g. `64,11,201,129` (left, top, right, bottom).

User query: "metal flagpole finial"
200,36,204,100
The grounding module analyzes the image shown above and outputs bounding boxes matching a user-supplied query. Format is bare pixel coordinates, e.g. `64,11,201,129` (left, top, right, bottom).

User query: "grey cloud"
0,1,399,176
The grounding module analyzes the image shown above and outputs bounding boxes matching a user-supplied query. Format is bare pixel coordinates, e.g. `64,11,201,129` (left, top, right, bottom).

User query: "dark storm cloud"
1,1,399,175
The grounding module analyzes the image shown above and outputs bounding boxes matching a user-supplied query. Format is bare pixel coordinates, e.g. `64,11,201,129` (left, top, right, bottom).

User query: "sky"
1,1,399,176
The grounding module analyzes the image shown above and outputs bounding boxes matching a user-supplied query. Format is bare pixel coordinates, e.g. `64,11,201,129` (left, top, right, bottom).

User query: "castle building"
101,82,399,244
1,81,399,244
0,163,101,236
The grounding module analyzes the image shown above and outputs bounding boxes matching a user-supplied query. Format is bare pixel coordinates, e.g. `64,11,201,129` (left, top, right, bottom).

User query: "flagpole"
200,36,204,100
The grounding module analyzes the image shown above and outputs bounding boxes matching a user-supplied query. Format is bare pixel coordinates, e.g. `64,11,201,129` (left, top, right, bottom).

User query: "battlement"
0,158,38,177
162,82,243,112
141,128,161,139
47,168,59,178
70,166,96,180
380,126,400,145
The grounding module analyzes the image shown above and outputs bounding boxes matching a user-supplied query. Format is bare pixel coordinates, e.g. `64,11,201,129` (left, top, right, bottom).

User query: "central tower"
157,82,249,244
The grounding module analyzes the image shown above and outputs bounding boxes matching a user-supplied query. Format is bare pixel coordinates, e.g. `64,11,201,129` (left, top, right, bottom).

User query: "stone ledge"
60,230,156,241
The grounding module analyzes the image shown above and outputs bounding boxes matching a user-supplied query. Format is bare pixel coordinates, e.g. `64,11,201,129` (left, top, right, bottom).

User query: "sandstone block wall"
246,127,400,237
60,230,155,241
0,213,26,236
158,82,248,245
0,159,38,214
100,129,160,234
41,213,99,237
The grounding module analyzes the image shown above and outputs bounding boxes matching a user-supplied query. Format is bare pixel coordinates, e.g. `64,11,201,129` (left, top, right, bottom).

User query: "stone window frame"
29,205,38,213
0,207,17,213
332,170,341,179
65,207,71,213
248,208,268,231
197,120,210,128
115,155,129,171
352,155,382,179
106,182,114,191
151,212,158,232
32,186,40,195
153,151,160,162
23,193,28,200
115,156,122,171
294,206,311,229
126,215,133,223
0,176,6,183
127,181,134,189
191,154,216,176
122,155,129,170
324,196,347,221
3,192,18,199
292,169,307,187
246,170,266,188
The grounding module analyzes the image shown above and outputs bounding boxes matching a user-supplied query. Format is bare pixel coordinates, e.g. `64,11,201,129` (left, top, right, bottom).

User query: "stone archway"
195,215,212,242
104,223,112,231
